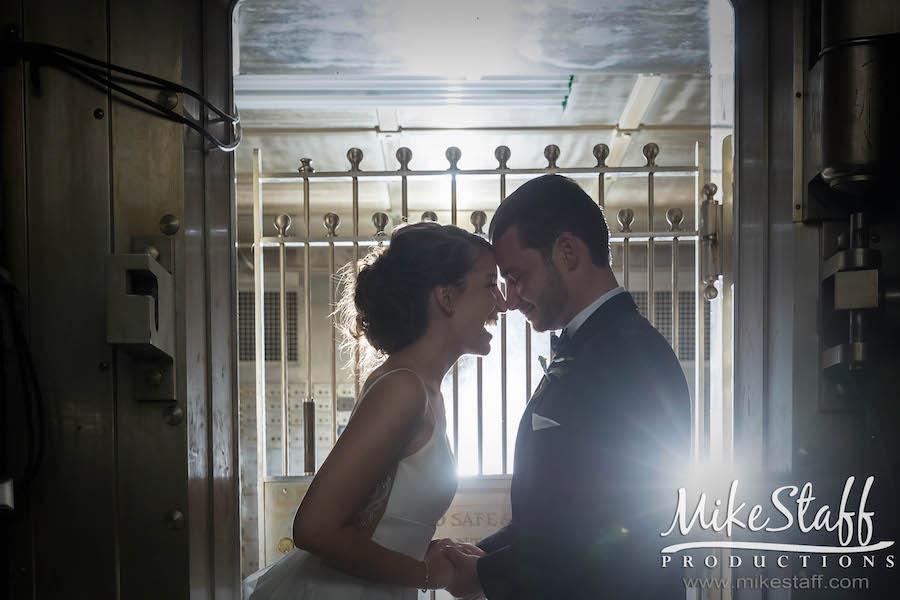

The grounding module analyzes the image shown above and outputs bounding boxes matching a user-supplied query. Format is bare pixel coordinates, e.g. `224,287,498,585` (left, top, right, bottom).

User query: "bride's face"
451,249,504,356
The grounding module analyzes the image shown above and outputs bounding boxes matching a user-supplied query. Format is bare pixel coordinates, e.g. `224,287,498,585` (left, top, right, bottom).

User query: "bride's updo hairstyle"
337,222,492,372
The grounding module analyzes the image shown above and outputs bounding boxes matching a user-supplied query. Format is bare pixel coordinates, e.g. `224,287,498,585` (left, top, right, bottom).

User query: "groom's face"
493,226,568,332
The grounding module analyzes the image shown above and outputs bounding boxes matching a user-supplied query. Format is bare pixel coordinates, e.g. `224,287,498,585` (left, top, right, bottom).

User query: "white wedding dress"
243,368,458,599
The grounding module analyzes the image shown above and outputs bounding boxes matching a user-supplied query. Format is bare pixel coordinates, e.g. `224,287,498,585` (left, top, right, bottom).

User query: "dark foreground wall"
1,0,240,597
732,1,900,598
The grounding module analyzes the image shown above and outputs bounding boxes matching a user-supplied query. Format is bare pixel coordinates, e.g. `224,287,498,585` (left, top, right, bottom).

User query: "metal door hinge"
699,182,724,300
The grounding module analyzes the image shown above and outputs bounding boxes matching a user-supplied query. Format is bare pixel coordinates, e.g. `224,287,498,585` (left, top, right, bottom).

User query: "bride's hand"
424,538,461,589
425,538,485,598
443,546,482,598
425,552,456,590
425,538,455,561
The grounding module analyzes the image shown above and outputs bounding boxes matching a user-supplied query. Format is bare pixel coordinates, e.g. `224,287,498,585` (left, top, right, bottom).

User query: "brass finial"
421,211,438,222
274,214,292,236
396,147,412,170
445,146,461,170
470,211,487,235
666,207,684,232
323,213,340,237
643,143,659,166
617,208,634,233
347,148,364,171
372,212,389,237
593,143,610,167
703,182,718,202
495,145,511,169
298,158,314,173
544,144,560,168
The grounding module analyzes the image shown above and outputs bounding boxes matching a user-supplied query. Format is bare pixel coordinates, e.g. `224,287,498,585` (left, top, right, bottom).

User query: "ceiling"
236,0,710,76
233,0,719,242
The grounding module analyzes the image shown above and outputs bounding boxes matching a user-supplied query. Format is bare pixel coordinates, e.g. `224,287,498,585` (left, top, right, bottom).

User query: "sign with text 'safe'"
434,482,512,545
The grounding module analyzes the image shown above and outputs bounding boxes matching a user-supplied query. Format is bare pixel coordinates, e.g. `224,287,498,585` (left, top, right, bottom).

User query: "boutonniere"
538,353,575,382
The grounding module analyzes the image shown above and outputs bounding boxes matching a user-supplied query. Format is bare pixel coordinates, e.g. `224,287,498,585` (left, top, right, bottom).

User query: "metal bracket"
821,248,881,281
106,242,176,401
819,213,886,375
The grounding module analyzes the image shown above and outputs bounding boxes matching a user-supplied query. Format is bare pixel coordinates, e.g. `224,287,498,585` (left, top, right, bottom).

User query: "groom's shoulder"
575,308,684,385
572,317,690,426
577,307,669,359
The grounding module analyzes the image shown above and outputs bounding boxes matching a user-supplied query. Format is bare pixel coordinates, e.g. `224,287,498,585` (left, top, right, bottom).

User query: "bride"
243,222,505,599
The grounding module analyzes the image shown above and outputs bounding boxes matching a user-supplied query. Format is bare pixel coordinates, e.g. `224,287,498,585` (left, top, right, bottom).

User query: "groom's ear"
433,285,455,316
553,233,580,272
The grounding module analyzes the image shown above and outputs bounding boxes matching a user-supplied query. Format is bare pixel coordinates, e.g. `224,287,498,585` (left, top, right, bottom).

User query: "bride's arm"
291,370,435,588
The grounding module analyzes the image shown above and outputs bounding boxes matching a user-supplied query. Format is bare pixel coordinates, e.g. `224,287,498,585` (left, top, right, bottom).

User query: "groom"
445,174,693,599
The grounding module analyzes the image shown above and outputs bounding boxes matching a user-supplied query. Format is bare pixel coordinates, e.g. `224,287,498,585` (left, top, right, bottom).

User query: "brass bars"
645,143,659,328
249,141,705,481
397,147,411,223
472,210,487,476
348,149,362,404
594,143,609,208
274,213,291,475
448,146,461,462
324,212,340,447
251,149,267,566
617,208,634,290
299,158,315,475
667,207,685,359
496,145,510,475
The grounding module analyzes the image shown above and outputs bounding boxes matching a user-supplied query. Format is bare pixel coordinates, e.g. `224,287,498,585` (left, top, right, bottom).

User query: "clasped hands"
424,538,485,599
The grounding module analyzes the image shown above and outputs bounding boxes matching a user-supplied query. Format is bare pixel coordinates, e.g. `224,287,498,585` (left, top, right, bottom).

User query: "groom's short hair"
488,174,611,267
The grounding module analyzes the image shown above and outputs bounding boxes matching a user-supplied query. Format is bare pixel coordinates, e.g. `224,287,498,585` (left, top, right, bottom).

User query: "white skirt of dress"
243,548,419,600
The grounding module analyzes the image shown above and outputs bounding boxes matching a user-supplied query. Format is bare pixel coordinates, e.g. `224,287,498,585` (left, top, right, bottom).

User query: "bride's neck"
386,334,459,388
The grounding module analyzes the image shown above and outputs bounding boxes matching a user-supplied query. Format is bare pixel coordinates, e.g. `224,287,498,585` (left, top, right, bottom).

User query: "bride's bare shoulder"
355,368,426,418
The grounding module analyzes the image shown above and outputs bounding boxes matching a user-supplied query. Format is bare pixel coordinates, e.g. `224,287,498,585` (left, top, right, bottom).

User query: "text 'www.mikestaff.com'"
684,575,869,590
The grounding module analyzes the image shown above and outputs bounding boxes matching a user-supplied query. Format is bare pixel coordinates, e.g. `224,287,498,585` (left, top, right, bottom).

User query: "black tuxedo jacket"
476,291,692,599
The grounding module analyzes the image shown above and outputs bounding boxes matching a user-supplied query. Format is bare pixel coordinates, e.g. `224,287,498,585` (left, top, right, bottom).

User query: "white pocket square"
532,413,561,431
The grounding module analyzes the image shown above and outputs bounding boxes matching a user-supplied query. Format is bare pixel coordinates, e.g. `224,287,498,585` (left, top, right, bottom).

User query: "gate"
242,139,731,572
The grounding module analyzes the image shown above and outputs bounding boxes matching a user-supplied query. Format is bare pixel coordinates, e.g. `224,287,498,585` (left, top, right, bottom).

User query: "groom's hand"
427,539,485,559
456,543,485,557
